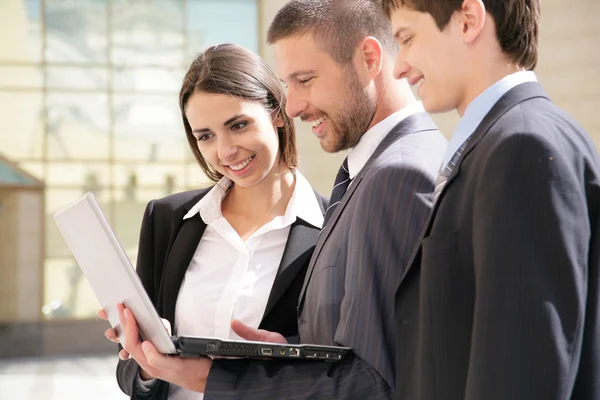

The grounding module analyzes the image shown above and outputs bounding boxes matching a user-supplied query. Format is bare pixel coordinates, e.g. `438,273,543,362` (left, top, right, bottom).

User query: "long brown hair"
179,43,298,182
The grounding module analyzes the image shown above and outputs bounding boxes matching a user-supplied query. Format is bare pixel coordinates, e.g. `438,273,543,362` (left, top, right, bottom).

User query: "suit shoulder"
489,98,596,162
373,129,447,182
149,187,212,215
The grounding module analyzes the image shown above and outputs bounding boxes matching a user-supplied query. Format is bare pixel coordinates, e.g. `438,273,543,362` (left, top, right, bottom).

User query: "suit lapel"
159,213,207,330
399,82,550,284
299,112,439,306
261,219,321,319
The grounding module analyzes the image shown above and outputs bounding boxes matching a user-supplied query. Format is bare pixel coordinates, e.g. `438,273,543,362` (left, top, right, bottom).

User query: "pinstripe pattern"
206,113,447,399
395,82,600,400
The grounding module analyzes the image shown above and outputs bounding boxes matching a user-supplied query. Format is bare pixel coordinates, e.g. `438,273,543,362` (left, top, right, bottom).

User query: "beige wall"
0,188,43,322
258,0,600,194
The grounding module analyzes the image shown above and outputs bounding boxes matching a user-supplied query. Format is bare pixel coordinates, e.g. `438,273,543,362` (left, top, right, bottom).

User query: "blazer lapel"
261,219,321,320
399,82,550,284
158,213,207,330
299,112,438,306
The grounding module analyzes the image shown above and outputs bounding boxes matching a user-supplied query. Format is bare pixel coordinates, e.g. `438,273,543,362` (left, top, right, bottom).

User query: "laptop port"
289,348,300,357
260,348,273,356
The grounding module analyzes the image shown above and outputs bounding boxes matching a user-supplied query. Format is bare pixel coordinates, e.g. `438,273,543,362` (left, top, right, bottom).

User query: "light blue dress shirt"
441,71,538,169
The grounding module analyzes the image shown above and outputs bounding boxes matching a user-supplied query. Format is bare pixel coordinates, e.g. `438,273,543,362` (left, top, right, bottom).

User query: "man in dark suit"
383,0,600,399
132,0,446,398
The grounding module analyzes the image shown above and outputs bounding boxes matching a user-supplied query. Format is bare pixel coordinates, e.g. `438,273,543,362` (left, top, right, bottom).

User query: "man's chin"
319,137,340,154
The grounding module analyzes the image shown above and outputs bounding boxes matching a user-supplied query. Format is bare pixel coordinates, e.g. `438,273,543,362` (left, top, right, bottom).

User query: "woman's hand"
99,304,212,391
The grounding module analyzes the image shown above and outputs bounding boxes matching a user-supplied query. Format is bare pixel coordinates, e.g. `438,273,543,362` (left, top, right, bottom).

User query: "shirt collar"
347,101,425,179
442,71,538,169
182,169,323,229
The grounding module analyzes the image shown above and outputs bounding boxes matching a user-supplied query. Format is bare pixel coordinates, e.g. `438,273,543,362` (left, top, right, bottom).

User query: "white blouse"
139,170,323,400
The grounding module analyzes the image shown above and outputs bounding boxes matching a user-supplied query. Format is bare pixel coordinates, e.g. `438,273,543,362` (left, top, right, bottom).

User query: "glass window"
46,93,110,160
111,0,185,67
0,0,259,321
187,0,258,57
46,67,109,90
112,66,185,92
45,0,108,64
113,94,186,161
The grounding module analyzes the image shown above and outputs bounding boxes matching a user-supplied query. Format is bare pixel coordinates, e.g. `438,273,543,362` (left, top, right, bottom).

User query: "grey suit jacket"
206,112,447,399
395,82,600,400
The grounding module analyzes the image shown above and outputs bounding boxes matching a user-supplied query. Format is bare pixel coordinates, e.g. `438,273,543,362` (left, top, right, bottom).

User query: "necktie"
323,157,351,226
433,140,469,203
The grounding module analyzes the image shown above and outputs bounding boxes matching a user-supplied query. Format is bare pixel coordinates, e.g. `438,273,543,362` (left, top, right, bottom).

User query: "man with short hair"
128,0,446,398
205,1,445,398
383,0,600,399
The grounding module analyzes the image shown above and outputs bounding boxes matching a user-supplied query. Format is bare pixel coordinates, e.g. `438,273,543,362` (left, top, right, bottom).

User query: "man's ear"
355,36,384,81
458,0,487,44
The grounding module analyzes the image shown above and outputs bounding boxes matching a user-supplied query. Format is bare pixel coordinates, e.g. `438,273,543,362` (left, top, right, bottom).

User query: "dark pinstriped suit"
205,112,447,399
395,82,600,400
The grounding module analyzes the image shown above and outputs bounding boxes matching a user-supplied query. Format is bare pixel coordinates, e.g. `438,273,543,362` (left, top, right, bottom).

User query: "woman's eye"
231,121,248,131
197,133,213,142
299,77,313,85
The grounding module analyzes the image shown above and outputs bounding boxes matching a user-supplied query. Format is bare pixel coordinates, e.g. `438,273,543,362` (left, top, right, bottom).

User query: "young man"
383,0,600,399
112,1,446,399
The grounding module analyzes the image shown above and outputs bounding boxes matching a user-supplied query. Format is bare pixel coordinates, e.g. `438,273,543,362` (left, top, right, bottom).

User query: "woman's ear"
272,112,285,129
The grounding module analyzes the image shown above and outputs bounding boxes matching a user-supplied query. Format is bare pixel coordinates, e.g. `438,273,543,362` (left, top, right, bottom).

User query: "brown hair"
382,0,540,70
179,43,297,182
267,0,398,65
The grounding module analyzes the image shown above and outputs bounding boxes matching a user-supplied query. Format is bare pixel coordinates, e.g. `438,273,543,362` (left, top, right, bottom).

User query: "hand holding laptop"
100,303,212,391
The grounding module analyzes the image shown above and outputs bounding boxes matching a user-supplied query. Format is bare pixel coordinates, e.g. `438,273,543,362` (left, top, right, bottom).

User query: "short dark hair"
381,0,540,70
267,0,397,65
179,44,297,182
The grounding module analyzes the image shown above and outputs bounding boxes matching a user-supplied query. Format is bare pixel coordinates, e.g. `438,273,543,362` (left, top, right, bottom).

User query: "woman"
100,43,326,399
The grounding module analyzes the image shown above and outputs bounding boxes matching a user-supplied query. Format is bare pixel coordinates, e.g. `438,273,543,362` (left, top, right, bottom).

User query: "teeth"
312,117,325,128
416,78,424,87
229,155,254,171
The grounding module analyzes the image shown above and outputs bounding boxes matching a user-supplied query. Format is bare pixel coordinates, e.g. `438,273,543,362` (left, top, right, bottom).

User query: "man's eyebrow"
284,70,317,82
393,27,407,39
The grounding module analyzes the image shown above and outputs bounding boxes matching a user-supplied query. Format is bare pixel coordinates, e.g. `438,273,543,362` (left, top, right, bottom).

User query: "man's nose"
285,85,308,119
393,54,411,81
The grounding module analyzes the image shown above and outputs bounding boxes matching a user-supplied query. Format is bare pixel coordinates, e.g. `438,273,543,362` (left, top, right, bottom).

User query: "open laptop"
53,192,350,362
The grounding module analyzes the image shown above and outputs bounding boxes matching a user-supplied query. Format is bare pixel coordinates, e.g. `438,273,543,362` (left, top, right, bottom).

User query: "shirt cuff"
136,372,158,393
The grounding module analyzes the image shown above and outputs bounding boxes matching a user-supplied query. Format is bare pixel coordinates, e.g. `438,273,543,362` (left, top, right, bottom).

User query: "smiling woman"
180,44,297,183
103,44,328,400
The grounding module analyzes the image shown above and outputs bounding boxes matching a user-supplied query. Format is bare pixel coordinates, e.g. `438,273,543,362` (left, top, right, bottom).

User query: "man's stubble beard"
326,68,377,153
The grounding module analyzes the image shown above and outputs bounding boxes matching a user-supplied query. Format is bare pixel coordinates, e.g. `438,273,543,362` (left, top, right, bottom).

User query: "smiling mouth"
228,155,255,171
311,116,326,128
409,76,424,88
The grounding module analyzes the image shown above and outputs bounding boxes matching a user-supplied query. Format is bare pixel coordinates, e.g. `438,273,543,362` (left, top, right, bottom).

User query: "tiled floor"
0,355,128,400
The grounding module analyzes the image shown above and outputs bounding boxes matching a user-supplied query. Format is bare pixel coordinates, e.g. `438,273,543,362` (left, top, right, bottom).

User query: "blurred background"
0,0,597,398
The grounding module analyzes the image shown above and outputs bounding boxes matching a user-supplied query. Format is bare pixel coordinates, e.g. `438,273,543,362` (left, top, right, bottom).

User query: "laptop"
53,192,350,362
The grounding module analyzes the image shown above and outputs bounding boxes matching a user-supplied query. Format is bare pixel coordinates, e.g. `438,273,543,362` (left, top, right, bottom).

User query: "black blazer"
395,82,600,400
115,187,328,399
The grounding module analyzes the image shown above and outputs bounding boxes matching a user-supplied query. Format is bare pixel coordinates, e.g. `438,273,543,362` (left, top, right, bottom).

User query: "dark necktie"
323,157,351,226
433,140,469,203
